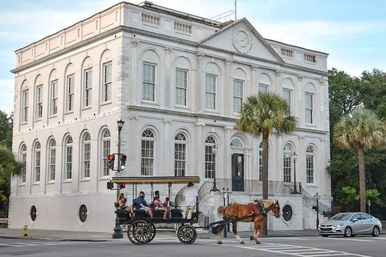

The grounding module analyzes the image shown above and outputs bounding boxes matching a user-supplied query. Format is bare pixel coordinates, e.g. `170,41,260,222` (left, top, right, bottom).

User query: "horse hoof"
255,241,261,244
240,241,245,244
217,241,223,244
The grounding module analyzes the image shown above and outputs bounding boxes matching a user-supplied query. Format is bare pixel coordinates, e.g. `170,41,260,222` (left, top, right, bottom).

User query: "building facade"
10,2,331,232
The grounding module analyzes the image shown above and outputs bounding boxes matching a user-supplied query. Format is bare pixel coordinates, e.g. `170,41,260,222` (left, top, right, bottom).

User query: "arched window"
306,146,315,184
19,144,27,183
64,135,73,180
141,129,155,175
82,132,91,179
48,138,56,181
283,143,293,182
101,50,112,104
33,142,41,183
101,129,111,177
20,81,29,123
174,133,187,176
258,142,263,181
34,75,43,120
205,136,216,178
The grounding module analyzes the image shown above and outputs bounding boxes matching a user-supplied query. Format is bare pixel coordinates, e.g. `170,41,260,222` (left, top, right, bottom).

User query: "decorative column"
164,47,172,108
195,122,205,176
224,59,232,116
195,52,204,112
129,38,139,105
251,65,258,96
224,126,232,179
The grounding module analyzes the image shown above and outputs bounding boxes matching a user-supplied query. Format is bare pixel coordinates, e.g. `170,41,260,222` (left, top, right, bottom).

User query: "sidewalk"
0,227,318,241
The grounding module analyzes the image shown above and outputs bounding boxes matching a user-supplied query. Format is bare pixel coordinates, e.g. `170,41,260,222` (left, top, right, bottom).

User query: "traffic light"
120,154,127,170
107,180,114,190
107,154,115,169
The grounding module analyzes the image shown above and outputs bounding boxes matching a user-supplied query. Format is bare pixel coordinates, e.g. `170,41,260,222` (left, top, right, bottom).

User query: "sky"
1,0,386,114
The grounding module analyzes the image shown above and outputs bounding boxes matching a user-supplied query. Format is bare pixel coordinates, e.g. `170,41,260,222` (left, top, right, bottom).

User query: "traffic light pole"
112,120,124,239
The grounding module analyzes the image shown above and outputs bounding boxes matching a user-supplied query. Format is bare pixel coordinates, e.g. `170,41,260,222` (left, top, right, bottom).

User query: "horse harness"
248,200,267,217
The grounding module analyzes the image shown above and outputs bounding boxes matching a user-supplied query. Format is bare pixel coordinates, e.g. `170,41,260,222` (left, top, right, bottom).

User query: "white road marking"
327,237,375,242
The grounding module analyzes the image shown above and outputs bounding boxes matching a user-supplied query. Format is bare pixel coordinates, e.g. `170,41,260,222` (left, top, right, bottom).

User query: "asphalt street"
0,235,385,257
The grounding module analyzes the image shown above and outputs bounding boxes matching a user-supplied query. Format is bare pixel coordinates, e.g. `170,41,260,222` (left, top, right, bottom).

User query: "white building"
10,1,331,232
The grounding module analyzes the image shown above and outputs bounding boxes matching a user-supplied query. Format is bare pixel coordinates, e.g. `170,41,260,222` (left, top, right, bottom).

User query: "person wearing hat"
184,182,198,219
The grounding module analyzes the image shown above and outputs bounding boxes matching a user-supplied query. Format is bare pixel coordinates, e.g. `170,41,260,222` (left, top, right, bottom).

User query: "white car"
319,212,382,237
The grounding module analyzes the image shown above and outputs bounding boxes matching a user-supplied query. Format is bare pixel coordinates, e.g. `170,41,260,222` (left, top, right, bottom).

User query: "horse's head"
272,200,280,218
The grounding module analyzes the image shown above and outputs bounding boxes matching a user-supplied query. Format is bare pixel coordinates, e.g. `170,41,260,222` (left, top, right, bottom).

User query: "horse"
216,199,280,244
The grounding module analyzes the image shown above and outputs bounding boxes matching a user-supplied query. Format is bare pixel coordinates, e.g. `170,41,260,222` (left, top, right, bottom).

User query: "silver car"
319,212,382,237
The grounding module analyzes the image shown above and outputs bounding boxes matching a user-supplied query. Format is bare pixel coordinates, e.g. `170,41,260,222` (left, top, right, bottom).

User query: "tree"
0,144,23,217
333,108,385,212
0,111,13,149
237,93,296,235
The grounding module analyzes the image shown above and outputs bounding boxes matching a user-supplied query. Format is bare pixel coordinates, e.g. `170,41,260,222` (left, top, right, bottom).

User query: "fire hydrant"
23,225,28,237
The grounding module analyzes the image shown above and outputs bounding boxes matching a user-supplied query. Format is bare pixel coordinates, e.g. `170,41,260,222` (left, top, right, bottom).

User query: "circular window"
30,205,37,221
282,205,293,222
79,204,88,223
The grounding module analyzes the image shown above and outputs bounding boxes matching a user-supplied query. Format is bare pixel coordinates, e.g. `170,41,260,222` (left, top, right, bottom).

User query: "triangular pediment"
201,18,284,63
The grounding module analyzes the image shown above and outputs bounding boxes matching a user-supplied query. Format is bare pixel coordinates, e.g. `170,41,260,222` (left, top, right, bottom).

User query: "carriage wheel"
177,225,197,244
127,219,156,245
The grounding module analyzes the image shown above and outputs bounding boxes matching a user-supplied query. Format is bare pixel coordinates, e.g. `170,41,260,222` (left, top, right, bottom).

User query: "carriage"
112,176,201,245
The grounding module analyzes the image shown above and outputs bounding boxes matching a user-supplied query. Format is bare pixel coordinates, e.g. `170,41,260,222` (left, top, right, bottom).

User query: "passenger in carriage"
118,193,134,214
162,197,171,219
134,191,153,218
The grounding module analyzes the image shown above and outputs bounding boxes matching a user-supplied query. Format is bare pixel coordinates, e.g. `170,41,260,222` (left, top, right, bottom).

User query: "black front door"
232,153,244,191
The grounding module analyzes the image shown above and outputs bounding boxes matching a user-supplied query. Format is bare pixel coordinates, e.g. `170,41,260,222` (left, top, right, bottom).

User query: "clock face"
233,29,252,54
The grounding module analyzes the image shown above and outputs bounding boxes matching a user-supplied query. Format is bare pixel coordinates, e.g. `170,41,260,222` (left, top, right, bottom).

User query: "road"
0,235,385,257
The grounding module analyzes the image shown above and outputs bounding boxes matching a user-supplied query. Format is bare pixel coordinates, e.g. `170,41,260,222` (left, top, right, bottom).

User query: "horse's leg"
253,220,261,244
232,221,244,244
217,226,224,244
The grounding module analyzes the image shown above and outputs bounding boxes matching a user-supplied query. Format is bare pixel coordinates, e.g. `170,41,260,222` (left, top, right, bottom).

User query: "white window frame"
19,144,27,184
306,146,315,184
175,68,188,106
101,129,111,177
21,89,29,123
233,78,244,113
48,139,56,182
66,74,74,113
258,83,268,94
83,69,92,108
49,80,58,116
205,73,217,110
64,136,73,180
142,62,156,102
174,133,187,176
82,132,91,179
205,136,216,178
283,144,292,182
35,85,43,120
102,62,112,104
141,129,155,176
305,93,314,124
33,142,41,183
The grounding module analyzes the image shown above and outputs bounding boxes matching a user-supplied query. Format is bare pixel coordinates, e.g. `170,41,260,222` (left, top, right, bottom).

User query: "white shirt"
184,186,198,206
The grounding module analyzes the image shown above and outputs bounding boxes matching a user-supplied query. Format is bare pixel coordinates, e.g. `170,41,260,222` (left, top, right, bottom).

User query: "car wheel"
372,226,380,237
344,227,352,237
322,235,328,237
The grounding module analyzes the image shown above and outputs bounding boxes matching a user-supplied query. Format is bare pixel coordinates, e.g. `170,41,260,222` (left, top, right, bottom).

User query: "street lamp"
112,119,125,239
210,144,219,192
292,152,298,194
220,187,232,237
313,192,320,230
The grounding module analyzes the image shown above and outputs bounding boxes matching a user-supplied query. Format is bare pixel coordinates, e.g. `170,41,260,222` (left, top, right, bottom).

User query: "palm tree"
237,93,296,235
333,108,385,212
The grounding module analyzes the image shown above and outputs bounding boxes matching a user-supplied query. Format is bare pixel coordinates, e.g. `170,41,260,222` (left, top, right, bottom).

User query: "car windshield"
330,213,352,221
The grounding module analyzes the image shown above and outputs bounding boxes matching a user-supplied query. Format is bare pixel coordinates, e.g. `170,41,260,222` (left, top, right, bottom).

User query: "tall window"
205,136,216,178
102,129,111,177
82,132,91,179
64,136,73,180
282,88,292,113
48,139,56,181
102,62,112,103
21,89,29,123
283,144,292,182
258,83,268,94
306,146,315,184
258,142,263,181
33,142,41,183
142,63,156,101
49,80,58,116
83,69,92,108
176,68,188,106
205,73,217,110
174,133,187,176
141,129,155,175
35,85,43,119
19,144,27,183
305,93,313,124
66,74,74,112
233,79,244,113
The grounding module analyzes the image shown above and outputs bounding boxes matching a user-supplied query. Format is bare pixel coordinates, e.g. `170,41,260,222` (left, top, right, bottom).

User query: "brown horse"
216,199,280,244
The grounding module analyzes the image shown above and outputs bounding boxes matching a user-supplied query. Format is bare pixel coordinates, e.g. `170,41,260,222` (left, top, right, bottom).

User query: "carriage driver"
184,182,198,219
134,191,153,219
